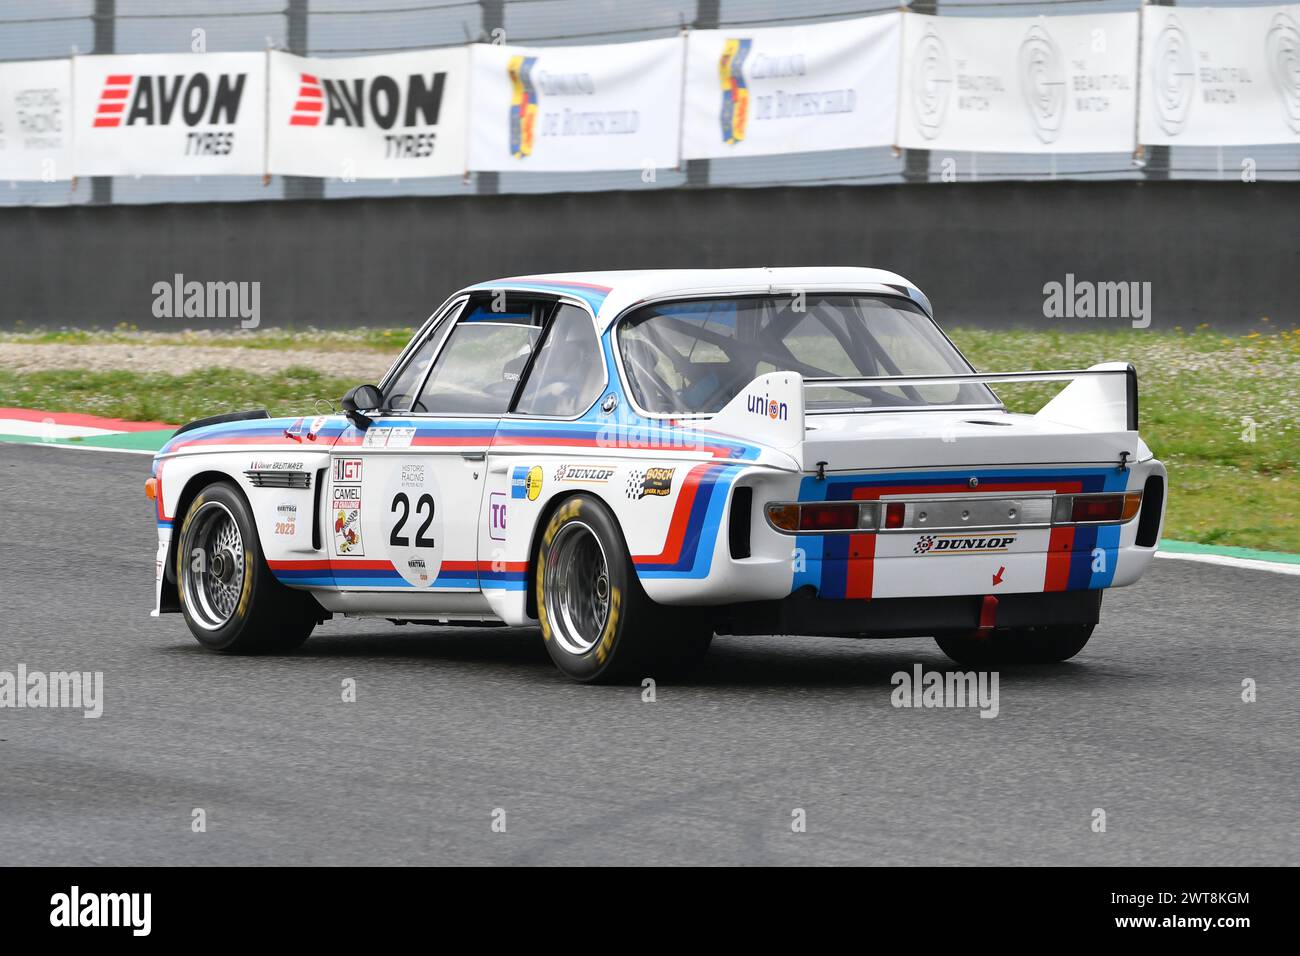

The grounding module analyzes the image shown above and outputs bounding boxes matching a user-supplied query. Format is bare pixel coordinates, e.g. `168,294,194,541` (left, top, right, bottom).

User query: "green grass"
1,327,1296,551
0,367,360,426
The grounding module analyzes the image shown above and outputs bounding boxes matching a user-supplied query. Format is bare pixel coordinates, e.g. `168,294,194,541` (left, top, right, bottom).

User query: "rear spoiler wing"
705,363,1139,453
805,363,1139,431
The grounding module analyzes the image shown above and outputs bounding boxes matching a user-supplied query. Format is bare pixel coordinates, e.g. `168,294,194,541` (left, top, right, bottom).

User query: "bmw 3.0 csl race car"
146,268,1167,682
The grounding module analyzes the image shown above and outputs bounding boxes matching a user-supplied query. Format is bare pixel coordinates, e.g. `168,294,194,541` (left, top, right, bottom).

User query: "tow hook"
975,595,999,640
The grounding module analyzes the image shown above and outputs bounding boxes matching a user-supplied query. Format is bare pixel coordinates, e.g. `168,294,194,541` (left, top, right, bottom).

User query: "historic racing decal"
384,459,444,587
275,502,298,536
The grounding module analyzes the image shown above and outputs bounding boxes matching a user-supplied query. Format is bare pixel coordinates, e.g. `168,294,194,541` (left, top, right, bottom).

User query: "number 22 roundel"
384,460,444,588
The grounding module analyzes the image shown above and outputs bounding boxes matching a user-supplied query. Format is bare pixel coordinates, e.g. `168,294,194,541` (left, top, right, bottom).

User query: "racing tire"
534,493,713,684
176,481,318,653
934,624,1095,667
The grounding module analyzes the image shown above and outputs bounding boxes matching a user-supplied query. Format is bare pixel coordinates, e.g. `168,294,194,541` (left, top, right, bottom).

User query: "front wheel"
177,481,318,653
935,624,1095,667
534,494,712,683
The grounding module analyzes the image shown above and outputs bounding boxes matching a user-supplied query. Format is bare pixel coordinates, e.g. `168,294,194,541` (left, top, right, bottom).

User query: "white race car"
147,268,1167,682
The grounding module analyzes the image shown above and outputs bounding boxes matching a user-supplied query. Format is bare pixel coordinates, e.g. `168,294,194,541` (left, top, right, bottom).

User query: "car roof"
460,267,931,328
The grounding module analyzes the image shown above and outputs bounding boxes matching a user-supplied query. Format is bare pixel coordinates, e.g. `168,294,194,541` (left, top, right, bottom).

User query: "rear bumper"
713,589,1102,639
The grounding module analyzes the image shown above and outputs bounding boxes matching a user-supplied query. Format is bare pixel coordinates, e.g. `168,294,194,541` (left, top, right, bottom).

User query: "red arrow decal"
992,566,1005,586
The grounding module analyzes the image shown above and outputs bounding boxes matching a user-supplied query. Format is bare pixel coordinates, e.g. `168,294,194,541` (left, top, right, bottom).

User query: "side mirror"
341,383,384,430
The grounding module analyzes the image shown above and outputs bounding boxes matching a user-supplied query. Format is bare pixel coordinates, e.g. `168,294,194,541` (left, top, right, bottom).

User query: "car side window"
413,318,540,415
513,304,605,418
384,329,443,412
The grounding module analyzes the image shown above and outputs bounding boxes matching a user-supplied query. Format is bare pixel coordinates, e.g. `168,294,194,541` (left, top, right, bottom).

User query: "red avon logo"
93,72,248,128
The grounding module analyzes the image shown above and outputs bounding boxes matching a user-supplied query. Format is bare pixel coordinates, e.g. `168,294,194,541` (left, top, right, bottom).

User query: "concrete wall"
1,180,1293,332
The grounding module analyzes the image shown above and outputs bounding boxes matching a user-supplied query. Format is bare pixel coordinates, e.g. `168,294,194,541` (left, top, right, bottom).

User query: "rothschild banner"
0,59,73,181
898,12,1140,153
682,14,900,159
72,52,266,176
267,48,470,179
1139,4,1300,146
468,37,684,172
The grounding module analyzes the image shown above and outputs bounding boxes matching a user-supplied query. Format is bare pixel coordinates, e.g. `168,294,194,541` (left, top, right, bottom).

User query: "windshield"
616,294,997,415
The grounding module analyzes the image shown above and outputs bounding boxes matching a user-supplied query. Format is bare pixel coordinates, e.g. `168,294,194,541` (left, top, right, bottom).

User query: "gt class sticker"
332,484,364,555
333,457,363,481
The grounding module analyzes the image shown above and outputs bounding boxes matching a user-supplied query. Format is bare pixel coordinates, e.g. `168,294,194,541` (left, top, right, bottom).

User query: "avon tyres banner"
681,14,899,159
267,49,469,179
468,37,683,172
898,12,1139,153
73,53,265,176
0,59,72,181
1139,4,1300,146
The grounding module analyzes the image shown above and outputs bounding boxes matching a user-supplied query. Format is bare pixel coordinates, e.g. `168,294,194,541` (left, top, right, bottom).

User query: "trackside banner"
1139,4,1300,146
468,37,683,172
72,53,265,176
267,48,469,179
897,12,1139,153
0,59,73,181
682,14,899,159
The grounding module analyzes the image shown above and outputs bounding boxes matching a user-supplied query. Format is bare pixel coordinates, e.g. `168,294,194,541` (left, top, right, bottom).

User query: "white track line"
1155,551,1300,577
0,439,155,456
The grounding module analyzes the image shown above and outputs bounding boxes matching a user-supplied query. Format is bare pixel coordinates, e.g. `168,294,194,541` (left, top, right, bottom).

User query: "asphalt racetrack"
2,443,1296,866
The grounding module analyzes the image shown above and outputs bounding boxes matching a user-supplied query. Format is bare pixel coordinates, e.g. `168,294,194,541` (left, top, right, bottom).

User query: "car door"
326,296,545,598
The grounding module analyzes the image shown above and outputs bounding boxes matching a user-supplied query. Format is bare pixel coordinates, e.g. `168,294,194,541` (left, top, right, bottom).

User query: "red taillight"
799,503,859,531
884,502,905,529
1071,495,1123,522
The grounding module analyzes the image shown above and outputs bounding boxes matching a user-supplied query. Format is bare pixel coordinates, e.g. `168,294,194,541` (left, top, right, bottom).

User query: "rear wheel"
935,624,1094,667
535,494,712,683
177,481,318,653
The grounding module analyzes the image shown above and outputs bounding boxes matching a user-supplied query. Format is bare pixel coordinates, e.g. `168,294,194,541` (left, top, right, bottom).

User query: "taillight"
1056,492,1143,524
766,503,799,532
765,501,880,534
799,503,860,531
883,502,905,529
1072,495,1123,522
